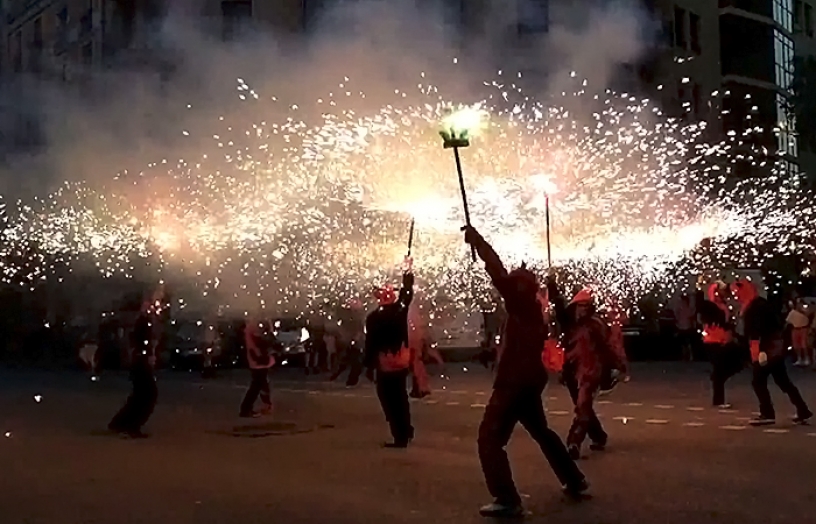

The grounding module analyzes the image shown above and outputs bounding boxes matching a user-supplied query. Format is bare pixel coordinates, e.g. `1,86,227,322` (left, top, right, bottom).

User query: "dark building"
719,0,798,176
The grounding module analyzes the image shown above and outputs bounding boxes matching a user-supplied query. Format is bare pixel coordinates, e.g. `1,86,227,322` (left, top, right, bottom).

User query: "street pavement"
1,362,816,524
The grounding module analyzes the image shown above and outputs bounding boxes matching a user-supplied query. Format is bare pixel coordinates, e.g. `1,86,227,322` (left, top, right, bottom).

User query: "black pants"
707,343,743,406
376,369,413,444
562,364,607,447
478,386,585,506
751,360,811,419
109,361,158,433
240,368,271,415
330,348,363,386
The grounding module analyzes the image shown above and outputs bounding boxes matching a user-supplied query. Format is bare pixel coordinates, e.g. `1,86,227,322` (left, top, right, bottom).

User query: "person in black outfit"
463,226,588,518
363,271,415,448
108,302,158,438
731,279,812,426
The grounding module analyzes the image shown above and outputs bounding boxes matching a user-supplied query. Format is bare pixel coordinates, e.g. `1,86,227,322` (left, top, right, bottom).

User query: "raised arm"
462,226,512,298
398,272,415,309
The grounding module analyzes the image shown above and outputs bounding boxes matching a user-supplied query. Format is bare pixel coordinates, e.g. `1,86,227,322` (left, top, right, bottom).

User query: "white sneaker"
803,358,812,367
479,502,523,518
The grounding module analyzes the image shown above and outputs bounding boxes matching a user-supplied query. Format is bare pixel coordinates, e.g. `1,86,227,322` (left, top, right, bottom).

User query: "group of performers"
99,226,813,518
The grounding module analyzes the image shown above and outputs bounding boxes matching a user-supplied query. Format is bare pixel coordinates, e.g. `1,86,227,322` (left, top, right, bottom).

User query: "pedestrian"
463,226,588,518
78,324,101,381
329,300,367,386
731,280,812,426
408,293,443,398
674,294,697,361
324,328,338,372
363,268,415,448
698,282,742,408
108,300,159,438
548,283,626,460
786,299,811,367
239,316,274,418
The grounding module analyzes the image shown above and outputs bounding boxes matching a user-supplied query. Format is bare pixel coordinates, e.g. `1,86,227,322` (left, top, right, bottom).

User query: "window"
12,31,22,73
80,8,93,37
31,17,43,73
81,42,93,65
517,0,549,35
806,3,814,36
774,0,794,32
776,93,798,157
674,6,687,49
689,12,701,54
774,29,795,90
661,18,674,48
221,1,253,41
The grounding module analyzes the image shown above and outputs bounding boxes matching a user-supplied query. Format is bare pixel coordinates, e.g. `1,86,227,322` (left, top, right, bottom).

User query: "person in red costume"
731,279,812,426
548,283,625,459
462,226,587,518
239,316,274,418
698,281,742,408
363,269,415,448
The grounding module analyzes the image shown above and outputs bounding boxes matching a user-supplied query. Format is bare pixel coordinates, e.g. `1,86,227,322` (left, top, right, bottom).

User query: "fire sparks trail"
0,68,812,324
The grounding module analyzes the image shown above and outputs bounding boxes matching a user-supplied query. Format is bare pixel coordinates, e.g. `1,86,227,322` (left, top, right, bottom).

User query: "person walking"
731,280,812,426
108,300,159,438
698,282,742,408
548,284,625,459
239,317,274,418
363,269,415,448
674,294,697,361
463,226,588,518
786,299,811,367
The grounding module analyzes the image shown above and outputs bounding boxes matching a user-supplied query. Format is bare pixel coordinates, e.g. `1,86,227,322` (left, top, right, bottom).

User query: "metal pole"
454,146,476,262
545,193,551,268
407,218,415,258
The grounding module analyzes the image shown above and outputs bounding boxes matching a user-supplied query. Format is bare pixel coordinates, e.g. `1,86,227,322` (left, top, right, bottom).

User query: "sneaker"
793,411,813,424
239,411,261,418
568,444,581,460
748,416,775,426
793,360,803,367
259,404,273,415
562,478,590,500
479,502,523,518
803,359,812,367
715,403,733,410
588,440,606,451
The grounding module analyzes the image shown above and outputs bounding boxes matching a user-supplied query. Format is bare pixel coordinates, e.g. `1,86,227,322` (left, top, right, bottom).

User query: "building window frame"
774,0,794,33
674,6,687,49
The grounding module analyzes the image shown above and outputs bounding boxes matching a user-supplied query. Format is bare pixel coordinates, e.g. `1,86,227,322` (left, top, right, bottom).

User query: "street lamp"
439,106,485,262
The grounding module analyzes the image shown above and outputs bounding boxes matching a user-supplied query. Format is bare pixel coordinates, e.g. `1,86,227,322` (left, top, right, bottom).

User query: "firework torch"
440,107,485,262
407,218,415,258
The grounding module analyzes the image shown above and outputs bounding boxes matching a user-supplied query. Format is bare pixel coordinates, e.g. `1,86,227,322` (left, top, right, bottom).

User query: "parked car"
270,318,310,367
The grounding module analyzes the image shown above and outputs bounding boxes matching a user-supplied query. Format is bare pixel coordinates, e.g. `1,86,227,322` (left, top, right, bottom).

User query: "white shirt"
786,309,810,329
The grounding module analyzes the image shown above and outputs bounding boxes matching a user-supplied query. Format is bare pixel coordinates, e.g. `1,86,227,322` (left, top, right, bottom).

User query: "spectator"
786,299,810,367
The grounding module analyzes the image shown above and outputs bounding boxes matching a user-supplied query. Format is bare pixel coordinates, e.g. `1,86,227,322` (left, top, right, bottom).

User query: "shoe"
383,441,409,448
793,411,813,424
239,412,260,418
793,360,803,367
749,416,775,426
259,404,273,415
589,440,606,451
568,444,581,460
125,430,150,439
562,479,590,500
715,403,733,410
803,359,812,367
479,502,523,518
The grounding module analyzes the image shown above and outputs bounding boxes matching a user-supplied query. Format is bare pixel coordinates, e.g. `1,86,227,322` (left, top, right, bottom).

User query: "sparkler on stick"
439,106,485,262
407,218,415,258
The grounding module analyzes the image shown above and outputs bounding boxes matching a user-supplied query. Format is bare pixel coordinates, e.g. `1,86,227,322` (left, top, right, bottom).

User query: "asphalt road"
1,362,815,524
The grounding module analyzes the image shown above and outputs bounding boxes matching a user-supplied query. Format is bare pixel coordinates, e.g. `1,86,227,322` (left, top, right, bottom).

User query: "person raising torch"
731,279,812,426
462,226,588,519
363,261,415,448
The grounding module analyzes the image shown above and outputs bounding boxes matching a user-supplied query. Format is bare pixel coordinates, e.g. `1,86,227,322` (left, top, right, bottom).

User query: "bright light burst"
1,67,813,331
